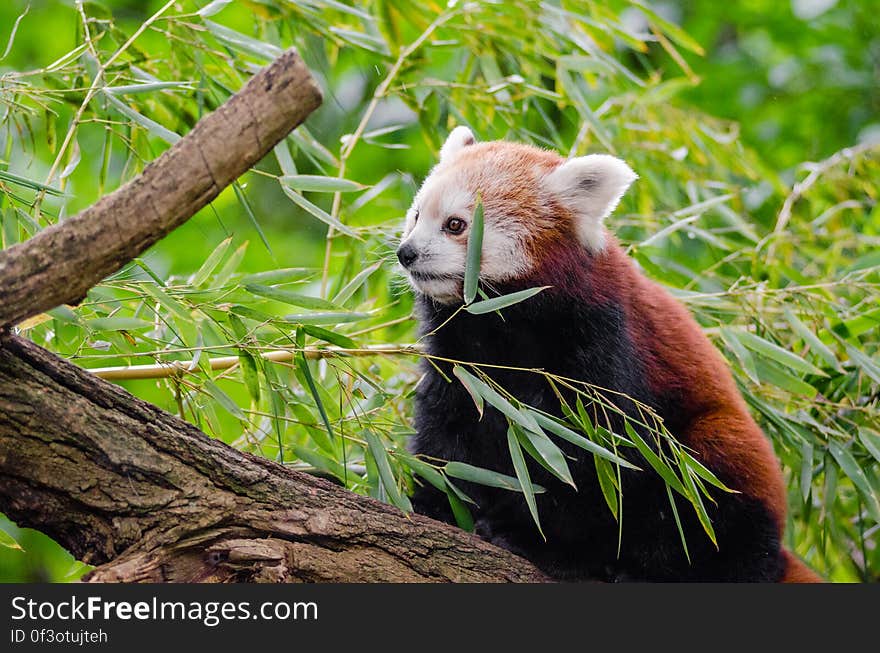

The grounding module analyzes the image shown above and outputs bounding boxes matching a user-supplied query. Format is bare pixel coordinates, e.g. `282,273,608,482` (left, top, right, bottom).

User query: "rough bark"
0,334,548,583
0,49,321,329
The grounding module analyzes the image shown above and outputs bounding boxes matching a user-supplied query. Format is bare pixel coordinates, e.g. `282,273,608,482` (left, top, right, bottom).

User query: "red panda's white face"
398,127,637,304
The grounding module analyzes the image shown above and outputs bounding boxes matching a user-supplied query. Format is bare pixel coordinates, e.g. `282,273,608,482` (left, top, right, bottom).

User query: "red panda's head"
397,127,637,303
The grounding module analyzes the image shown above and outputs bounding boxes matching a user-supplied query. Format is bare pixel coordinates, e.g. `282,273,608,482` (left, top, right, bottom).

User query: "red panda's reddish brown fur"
405,136,822,582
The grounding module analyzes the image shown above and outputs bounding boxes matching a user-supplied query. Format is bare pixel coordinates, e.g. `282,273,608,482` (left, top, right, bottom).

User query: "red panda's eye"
413,210,419,223
444,217,466,234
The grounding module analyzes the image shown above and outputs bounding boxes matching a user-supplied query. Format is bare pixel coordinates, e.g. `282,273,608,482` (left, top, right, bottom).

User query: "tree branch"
0,333,548,582
0,48,321,329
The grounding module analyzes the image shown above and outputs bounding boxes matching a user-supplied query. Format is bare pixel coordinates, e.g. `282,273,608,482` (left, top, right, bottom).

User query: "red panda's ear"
544,154,637,251
439,126,476,162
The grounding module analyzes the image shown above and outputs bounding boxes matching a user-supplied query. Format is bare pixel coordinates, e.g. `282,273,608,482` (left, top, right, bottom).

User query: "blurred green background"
1,0,878,582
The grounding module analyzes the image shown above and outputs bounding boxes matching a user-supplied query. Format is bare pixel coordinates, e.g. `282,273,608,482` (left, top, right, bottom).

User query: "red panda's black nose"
397,243,419,268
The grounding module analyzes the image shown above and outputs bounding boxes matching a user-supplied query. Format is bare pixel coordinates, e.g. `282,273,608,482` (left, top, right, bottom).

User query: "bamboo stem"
88,343,422,381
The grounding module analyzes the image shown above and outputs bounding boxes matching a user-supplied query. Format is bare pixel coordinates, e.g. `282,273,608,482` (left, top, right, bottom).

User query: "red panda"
398,126,821,582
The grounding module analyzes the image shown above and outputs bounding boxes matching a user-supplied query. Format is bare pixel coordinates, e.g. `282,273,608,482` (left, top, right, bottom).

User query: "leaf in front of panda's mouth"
464,286,551,314
463,193,484,305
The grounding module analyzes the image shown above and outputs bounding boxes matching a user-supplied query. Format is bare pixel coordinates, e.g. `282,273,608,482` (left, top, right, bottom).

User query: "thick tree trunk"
0,334,548,582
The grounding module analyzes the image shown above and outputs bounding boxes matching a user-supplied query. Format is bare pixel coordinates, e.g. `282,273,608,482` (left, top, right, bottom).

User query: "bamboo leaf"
632,1,706,55
203,379,245,420
238,350,261,403
594,455,619,520
59,139,81,180
229,313,261,403
282,312,368,325
680,457,717,546
624,421,687,496
311,0,374,21
464,286,550,315
329,27,390,56
192,237,233,287
228,305,275,323
0,528,23,551
833,308,880,339
288,443,346,483
528,409,640,470
800,439,814,503
365,431,412,512
240,268,313,285
444,461,546,493
443,477,477,506
680,451,735,493
332,261,382,305
859,428,880,465
87,317,154,331
198,0,235,18
451,367,541,433
214,241,249,286
0,4,28,62
398,454,446,492
719,327,759,384
280,175,365,193
280,183,359,237
290,127,338,166
828,441,880,522
301,325,357,349
246,284,342,310
666,485,690,564
575,397,595,436
452,365,484,419
753,359,818,397
783,309,841,372
289,402,333,456
446,489,475,532
463,194,484,305
736,331,828,377
105,81,195,95
0,170,65,196
296,349,336,449
203,20,283,59
140,284,192,323
46,306,78,325
513,423,576,488
103,92,180,144
507,426,544,538
557,70,614,150
233,182,273,256
274,140,298,176
842,342,880,385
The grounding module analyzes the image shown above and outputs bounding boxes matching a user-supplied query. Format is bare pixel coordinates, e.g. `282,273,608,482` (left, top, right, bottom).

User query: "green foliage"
0,0,878,582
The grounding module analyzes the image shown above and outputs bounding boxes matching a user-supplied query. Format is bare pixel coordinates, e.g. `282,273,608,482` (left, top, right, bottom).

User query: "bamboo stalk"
87,343,423,381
